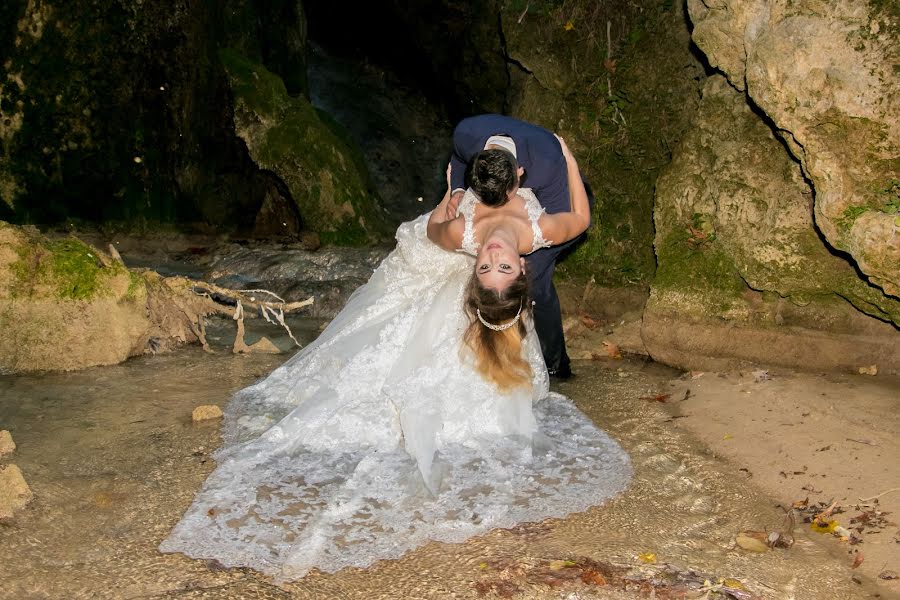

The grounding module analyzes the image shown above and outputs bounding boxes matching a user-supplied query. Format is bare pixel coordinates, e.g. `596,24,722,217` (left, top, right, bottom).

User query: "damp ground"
1,319,894,599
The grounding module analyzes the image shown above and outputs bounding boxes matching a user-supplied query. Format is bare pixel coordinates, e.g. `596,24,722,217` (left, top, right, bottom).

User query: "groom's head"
469,148,524,207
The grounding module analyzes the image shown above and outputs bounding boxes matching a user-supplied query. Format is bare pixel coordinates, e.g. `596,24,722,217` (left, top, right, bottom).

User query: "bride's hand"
555,133,579,169
444,163,463,219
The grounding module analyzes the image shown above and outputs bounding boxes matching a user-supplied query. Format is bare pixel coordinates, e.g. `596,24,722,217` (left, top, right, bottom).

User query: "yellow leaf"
564,20,575,31
638,552,657,564
549,559,577,570
478,562,488,570
811,518,838,533
723,434,733,440
722,578,747,590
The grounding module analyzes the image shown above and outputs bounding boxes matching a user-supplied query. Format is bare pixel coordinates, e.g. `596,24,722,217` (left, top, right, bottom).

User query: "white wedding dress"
160,190,632,581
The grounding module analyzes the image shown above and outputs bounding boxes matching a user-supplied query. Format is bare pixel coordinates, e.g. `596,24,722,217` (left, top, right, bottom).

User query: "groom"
447,114,594,380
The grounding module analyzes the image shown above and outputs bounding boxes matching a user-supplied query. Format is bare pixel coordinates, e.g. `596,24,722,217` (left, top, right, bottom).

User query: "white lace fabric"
159,213,632,581
456,188,552,255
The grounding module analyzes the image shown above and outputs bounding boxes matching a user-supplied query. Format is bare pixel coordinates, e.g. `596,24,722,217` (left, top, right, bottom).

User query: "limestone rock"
646,75,900,374
0,430,14,456
192,405,224,422
688,0,900,303
0,223,213,373
735,533,770,553
246,337,281,355
0,464,33,519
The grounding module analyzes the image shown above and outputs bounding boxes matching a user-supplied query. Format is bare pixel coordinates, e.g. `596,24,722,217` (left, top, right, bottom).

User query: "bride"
159,135,632,581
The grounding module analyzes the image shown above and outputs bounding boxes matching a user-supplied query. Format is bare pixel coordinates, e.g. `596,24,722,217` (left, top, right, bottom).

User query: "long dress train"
159,201,632,581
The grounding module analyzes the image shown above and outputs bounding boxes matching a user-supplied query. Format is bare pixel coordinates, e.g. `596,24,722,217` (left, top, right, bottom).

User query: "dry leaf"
601,341,621,359
857,365,877,375
851,553,864,569
639,393,670,403
580,314,599,329
637,552,657,564
603,58,617,74
581,569,608,585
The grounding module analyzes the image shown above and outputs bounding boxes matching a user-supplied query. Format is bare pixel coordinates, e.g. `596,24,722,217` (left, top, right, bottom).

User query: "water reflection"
0,333,866,599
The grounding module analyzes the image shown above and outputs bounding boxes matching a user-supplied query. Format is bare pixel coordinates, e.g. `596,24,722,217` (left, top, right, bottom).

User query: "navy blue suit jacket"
450,114,570,214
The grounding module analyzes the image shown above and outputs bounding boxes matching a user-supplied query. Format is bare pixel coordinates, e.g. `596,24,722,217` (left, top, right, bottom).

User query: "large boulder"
645,75,900,373
687,0,899,300
0,222,209,373
219,49,389,244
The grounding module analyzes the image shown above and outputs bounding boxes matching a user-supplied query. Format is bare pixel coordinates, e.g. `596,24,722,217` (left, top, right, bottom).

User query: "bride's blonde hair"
462,272,532,391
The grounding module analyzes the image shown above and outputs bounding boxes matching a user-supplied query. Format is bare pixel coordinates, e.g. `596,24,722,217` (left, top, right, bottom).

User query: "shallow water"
0,329,873,599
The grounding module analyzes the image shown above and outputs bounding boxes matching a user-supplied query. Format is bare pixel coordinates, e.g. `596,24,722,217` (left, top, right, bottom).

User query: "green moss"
218,47,287,117
125,270,144,300
877,179,900,213
652,229,746,297
514,0,703,287
8,232,131,301
46,239,105,300
219,48,389,245
837,205,869,231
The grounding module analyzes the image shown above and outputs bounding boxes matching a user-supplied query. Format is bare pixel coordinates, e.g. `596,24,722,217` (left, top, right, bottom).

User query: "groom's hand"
446,190,465,220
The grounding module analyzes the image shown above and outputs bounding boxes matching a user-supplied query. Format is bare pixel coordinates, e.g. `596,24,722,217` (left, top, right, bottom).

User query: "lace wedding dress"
160,190,632,581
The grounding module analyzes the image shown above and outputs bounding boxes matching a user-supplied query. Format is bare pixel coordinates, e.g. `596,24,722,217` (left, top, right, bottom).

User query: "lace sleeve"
517,188,553,253
455,189,481,256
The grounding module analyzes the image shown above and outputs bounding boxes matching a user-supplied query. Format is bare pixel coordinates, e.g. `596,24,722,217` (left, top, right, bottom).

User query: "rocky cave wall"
0,0,386,241
307,0,708,286
1,0,897,374
644,0,899,373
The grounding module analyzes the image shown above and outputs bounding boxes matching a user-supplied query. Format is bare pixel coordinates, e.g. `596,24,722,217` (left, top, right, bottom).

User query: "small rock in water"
192,405,223,422
247,336,281,354
0,430,15,456
735,533,770,553
0,464,33,519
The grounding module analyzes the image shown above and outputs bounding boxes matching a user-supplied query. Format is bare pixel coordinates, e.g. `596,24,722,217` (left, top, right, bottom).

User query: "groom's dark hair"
469,149,519,207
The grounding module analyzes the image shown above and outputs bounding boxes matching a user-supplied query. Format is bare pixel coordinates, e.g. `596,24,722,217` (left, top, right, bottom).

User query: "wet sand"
1,316,890,599
664,369,900,596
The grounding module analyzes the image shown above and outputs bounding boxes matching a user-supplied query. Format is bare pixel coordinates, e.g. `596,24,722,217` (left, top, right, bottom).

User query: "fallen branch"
859,488,900,502
188,280,313,349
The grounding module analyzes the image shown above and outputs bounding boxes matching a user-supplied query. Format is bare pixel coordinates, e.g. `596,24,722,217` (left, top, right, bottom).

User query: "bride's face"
476,239,525,292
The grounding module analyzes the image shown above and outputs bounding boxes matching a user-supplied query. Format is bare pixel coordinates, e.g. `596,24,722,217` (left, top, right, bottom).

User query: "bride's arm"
427,194,465,250
428,165,466,251
536,136,591,245
427,179,466,251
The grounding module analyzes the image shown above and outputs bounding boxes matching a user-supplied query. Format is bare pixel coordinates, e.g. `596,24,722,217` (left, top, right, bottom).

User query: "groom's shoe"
548,364,573,380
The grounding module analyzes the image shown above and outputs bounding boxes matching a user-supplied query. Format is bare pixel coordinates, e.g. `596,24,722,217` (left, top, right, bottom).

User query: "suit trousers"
525,179,594,374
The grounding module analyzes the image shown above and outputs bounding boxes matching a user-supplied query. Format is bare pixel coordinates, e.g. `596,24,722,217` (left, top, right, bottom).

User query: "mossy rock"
219,49,389,245
0,221,157,372
500,0,705,287
650,75,900,326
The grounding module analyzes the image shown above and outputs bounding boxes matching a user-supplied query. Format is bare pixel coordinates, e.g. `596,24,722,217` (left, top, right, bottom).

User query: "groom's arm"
530,133,573,215
447,119,481,219
449,115,493,193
